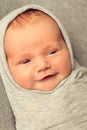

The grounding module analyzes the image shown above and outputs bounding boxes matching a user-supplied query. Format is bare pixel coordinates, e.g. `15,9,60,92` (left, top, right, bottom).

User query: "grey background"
0,0,87,130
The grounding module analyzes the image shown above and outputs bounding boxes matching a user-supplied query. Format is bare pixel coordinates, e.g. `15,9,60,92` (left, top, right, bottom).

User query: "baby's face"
4,17,72,91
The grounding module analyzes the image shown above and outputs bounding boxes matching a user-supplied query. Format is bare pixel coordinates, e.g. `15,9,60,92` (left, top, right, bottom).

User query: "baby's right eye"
21,59,31,64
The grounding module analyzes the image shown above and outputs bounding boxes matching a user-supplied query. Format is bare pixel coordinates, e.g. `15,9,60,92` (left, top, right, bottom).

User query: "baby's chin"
31,80,62,92
18,82,58,92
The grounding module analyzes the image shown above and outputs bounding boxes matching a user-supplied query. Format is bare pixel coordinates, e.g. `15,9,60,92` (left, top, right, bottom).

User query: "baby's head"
4,9,72,91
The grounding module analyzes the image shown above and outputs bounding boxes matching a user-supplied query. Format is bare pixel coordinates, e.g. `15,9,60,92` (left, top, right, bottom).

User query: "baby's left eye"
48,50,57,55
21,59,31,64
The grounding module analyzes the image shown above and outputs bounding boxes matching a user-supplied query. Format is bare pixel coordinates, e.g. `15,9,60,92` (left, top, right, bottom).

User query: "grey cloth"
0,1,87,130
0,77,15,130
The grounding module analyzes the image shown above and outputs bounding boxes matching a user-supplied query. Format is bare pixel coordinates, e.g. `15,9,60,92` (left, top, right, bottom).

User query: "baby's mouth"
40,73,58,81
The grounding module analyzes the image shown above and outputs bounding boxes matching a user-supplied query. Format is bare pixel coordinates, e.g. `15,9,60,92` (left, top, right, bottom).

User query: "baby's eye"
21,59,31,64
48,50,57,55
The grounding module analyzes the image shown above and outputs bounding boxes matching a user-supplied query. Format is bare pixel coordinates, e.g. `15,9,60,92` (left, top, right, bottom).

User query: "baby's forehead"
5,9,63,47
7,9,59,30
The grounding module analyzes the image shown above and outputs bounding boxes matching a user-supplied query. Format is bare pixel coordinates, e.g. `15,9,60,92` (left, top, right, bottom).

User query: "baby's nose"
35,57,50,72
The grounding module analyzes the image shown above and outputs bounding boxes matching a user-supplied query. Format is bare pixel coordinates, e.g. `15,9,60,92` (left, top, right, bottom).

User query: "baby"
0,4,87,130
4,9,72,92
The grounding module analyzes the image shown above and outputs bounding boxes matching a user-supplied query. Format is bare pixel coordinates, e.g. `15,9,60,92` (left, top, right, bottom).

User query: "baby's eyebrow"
17,53,31,59
44,41,62,50
10,52,31,62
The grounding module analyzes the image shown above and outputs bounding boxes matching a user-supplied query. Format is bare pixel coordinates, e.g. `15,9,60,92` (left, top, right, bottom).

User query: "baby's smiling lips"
37,73,58,81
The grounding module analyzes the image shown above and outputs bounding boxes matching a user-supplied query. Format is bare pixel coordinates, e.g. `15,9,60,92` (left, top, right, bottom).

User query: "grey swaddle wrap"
0,4,87,130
